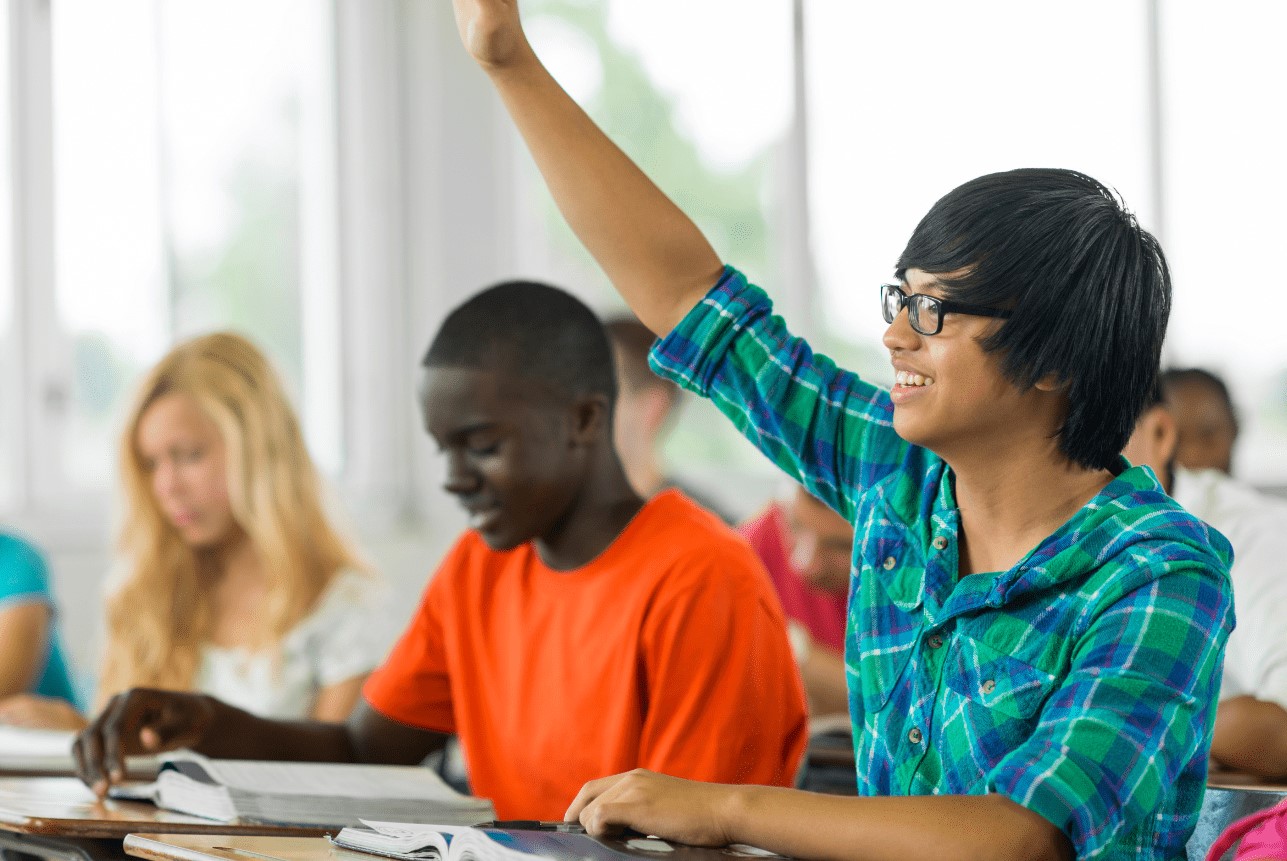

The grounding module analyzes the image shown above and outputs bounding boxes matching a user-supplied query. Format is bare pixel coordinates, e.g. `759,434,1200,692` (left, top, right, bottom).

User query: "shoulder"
0,531,52,598
630,491,778,595
312,568,388,617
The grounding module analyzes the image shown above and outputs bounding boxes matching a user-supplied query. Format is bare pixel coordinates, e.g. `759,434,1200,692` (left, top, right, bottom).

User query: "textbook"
0,725,159,775
332,819,787,861
109,751,494,828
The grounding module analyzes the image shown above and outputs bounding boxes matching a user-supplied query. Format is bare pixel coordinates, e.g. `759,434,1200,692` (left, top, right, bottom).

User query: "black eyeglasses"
880,283,1012,336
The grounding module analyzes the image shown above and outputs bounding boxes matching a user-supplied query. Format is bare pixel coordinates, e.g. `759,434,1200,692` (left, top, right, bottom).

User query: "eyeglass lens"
881,286,942,335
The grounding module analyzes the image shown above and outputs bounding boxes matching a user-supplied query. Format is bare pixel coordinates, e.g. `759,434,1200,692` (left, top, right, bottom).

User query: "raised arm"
451,0,723,336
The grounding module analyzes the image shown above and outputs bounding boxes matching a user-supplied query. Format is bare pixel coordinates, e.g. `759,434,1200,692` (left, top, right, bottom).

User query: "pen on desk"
474,820,586,833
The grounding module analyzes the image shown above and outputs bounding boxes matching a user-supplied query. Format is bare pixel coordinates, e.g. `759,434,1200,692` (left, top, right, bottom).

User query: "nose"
441,450,481,497
881,303,921,353
152,459,182,502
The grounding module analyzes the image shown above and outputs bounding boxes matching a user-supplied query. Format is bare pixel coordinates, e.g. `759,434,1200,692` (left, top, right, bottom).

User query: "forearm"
484,49,723,336
193,696,358,762
724,787,1072,861
1211,696,1287,778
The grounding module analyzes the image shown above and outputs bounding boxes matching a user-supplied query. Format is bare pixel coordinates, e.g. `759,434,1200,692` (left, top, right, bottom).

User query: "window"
513,0,797,511
40,0,341,507
804,1,1153,382
1160,1,1287,481
0,2,14,509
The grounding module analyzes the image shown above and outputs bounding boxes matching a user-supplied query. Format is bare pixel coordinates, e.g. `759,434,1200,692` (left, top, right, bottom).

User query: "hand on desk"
74,688,216,795
0,693,87,730
565,769,736,847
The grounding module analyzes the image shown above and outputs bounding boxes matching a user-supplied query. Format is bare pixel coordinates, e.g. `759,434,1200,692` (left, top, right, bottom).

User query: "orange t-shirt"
363,490,808,818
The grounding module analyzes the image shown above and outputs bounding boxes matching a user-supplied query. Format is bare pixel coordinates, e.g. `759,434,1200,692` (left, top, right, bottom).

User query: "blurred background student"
1159,368,1240,476
741,485,852,720
1125,373,1287,778
0,333,386,730
604,316,733,522
0,530,78,707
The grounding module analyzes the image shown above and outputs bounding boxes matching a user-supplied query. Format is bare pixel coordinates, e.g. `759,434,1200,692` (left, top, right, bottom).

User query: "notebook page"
196,758,484,804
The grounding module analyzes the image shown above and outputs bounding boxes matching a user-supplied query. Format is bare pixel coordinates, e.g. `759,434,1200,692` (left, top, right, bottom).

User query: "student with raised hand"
451,2,1235,858
0,332,386,730
0,530,79,708
72,283,806,820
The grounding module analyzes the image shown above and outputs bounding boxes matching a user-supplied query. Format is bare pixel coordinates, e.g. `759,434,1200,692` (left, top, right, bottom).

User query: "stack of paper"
0,725,160,775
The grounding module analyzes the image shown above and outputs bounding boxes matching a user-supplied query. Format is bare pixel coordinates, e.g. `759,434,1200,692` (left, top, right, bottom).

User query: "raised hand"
73,688,216,796
565,769,739,847
450,0,530,70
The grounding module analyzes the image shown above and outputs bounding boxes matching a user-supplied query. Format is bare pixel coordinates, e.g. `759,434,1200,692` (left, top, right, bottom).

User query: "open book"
332,820,787,861
0,725,160,775
110,751,494,828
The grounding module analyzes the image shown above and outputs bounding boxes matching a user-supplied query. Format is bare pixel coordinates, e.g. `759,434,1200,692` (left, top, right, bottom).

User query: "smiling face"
135,392,239,549
882,268,1065,463
420,365,591,552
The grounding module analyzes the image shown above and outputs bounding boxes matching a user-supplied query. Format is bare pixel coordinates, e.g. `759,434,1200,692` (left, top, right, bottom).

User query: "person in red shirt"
741,486,853,719
72,280,808,819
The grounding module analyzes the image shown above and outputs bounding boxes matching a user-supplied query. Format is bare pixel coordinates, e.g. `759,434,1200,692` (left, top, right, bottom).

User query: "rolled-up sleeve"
649,265,927,521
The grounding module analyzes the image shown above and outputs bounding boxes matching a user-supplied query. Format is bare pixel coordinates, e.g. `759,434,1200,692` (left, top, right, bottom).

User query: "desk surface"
126,835,359,861
0,778,329,840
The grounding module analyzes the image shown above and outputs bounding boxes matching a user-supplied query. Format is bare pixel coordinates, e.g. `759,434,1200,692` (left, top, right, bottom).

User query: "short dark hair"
895,168,1169,471
1160,367,1238,433
603,315,675,397
422,280,616,406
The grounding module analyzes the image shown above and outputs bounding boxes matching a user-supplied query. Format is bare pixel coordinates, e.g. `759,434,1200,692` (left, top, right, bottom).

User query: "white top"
194,569,390,720
1171,467,1287,706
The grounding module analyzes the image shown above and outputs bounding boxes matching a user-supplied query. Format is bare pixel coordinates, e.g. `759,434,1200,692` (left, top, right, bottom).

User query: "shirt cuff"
648,265,772,397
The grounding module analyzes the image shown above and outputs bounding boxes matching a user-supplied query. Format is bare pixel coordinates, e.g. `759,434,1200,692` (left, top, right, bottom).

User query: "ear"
1033,372,1066,393
641,387,675,436
568,394,611,447
1152,406,1179,468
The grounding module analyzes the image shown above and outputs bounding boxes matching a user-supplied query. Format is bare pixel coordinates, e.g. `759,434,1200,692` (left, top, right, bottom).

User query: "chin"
474,526,527,553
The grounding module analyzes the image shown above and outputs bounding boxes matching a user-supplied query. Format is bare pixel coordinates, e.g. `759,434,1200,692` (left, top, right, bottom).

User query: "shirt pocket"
945,633,1057,719
941,633,1058,785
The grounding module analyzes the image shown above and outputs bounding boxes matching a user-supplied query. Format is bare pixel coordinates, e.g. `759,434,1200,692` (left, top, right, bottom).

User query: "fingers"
74,692,119,795
564,772,632,826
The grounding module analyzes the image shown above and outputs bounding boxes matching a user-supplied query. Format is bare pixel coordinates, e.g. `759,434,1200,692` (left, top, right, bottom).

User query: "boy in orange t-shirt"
74,281,807,820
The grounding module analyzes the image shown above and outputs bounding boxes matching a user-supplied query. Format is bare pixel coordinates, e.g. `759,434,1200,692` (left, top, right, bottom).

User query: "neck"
536,449,645,571
211,529,262,582
948,437,1114,577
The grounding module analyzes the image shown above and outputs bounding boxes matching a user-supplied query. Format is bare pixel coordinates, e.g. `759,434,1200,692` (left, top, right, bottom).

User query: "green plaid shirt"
650,267,1234,859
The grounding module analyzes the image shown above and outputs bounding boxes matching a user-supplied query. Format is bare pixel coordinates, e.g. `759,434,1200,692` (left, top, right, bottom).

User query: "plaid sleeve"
987,563,1233,859
649,266,928,521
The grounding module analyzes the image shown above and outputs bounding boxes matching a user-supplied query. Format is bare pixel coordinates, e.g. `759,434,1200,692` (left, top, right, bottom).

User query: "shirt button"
928,635,944,650
908,727,923,744
883,556,897,570
932,536,949,550
981,679,997,695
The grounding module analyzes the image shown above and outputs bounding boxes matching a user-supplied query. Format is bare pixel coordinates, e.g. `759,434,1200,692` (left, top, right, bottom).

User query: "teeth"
895,371,935,387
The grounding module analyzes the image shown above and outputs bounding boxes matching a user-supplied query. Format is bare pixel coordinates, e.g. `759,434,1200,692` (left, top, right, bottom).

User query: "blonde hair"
98,332,365,704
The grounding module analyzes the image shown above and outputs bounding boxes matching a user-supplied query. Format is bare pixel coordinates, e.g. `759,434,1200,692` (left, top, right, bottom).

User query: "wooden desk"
125,835,359,861
0,779,328,861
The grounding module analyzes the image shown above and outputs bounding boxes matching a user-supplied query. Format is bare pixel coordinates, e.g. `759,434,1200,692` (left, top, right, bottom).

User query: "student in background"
73,283,807,820
452,2,1233,858
603,315,731,521
1125,385,1287,778
741,486,851,718
0,332,386,729
0,531,78,707
1160,367,1239,475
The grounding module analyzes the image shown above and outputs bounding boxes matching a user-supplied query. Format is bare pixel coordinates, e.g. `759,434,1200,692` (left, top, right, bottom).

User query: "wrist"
717,783,761,846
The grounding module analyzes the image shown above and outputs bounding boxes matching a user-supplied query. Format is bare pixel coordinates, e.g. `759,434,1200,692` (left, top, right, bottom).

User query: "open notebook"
332,820,787,861
0,725,160,775
110,751,494,828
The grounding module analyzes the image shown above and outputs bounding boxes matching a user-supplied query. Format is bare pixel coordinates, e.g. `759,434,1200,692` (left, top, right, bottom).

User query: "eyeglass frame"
880,283,1012,336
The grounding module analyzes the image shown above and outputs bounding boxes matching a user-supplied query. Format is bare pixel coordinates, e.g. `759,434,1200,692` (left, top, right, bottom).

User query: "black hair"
603,315,675,397
1160,367,1238,433
895,168,1169,471
422,280,617,407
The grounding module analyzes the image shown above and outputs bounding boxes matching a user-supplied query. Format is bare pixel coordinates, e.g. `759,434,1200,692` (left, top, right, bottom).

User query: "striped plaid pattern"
650,267,1235,860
